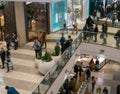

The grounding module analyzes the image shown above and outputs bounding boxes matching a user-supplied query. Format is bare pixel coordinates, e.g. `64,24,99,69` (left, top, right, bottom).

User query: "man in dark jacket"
0,48,5,68
94,24,99,42
117,11,120,27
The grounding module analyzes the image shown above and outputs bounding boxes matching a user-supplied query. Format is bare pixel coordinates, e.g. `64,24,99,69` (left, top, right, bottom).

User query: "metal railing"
31,30,120,94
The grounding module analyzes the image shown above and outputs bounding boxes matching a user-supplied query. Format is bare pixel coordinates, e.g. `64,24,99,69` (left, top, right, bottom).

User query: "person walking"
12,33,19,50
6,50,12,72
0,47,5,69
94,24,99,42
92,76,96,93
60,33,66,48
5,34,11,50
63,19,67,33
5,85,20,94
86,66,91,81
95,58,99,71
41,32,47,49
111,12,116,27
101,22,108,44
102,87,108,94
74,64,79,77
33,39,41,58
96,86,101,94
117,11,120,27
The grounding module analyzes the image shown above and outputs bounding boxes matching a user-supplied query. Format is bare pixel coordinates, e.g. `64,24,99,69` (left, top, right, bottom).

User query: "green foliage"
37,52,42,59
42,51,52,62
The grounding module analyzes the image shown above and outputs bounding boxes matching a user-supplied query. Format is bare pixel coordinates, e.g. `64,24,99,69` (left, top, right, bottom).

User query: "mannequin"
0,15,5,40
31,19,36,32
1,15,5,26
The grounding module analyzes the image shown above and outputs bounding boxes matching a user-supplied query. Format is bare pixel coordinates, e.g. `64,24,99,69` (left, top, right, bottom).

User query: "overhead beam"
0,0,63,3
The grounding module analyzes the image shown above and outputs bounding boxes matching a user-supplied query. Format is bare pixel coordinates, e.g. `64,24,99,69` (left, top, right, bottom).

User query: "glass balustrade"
32,31,120,94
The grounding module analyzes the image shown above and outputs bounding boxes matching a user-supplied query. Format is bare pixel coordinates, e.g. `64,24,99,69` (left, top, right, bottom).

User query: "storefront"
26,2,50,41
51,0,90,32
67,0,90,24
0,2,17,41
51,0,67,32
0,10,5,41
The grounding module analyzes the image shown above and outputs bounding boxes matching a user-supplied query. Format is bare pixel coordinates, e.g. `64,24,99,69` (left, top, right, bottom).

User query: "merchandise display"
76,54,106,69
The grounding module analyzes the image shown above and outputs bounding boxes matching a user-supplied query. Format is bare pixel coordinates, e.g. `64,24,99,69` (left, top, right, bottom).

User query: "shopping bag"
8,61,13,66
11,42,15,47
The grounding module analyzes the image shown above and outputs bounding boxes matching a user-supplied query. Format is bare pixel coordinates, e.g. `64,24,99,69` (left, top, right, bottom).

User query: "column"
14,2,27,46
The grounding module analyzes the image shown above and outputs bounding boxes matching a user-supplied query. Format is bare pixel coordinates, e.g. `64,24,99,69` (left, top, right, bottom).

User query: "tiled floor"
0,19,119,94
0,49,44,94
87,61,120,94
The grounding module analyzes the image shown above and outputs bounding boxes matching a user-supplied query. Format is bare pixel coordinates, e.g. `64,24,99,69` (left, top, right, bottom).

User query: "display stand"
76,54,106,70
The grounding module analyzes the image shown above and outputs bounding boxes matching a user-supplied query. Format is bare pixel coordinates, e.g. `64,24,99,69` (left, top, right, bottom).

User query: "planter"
52,55,61,62
36,59,56,75
35,58,41,68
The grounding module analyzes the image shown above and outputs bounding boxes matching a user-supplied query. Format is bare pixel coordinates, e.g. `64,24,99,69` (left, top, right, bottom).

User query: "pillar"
14,2,27,46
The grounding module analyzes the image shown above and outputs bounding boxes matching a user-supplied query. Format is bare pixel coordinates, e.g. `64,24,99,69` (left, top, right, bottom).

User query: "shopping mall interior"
0,0,120,94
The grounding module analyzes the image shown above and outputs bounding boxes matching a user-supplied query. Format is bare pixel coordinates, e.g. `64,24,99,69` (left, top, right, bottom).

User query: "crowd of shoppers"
91,1,120,27
5,33,19,50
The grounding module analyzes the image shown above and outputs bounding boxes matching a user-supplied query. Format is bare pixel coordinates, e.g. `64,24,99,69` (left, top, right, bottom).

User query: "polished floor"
88,61,120,94
0,19,119,94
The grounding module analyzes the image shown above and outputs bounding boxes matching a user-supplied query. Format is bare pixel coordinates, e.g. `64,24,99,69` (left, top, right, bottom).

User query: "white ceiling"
2,0,63,2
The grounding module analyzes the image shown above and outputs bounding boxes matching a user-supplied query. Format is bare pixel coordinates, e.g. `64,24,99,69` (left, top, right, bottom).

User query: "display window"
0,11,5,41
26,2,48,41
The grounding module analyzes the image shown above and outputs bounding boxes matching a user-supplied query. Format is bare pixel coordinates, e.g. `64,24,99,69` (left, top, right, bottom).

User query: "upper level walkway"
0,19,119,94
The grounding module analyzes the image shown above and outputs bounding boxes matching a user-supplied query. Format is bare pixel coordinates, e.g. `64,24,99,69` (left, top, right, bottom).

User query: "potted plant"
42,51,52,62
51,42,61,61
36,51,56,75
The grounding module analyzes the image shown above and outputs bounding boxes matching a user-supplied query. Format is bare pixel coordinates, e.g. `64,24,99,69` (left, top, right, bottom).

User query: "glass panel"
32,31,120,94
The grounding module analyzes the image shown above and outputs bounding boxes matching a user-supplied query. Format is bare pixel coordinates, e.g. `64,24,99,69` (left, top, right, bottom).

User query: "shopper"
117,11,120,27
5,34,11,50
33,39,41,58
54,42,60,56
92,76,96,92
63,79,69,94
60,33,66,48
94,24,98,42
6,50,13,72
83,24,88,40
86,66,91,81
5,85,20,94
41,32,47,49
96,86,101,94
101,22,108,44
12,33,19,50
117,85,120,94
102,87,108,94
0,47,5,69
61,35,73,54
95,58,99,71
114,30,120,48
63,19,67,33
74,64,79,77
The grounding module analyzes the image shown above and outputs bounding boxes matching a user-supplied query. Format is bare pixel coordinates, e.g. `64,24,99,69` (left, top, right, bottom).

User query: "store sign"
1,0,63,2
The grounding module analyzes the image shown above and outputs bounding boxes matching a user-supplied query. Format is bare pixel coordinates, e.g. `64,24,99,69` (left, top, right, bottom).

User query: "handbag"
11,42,15,47
8,61,13,66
